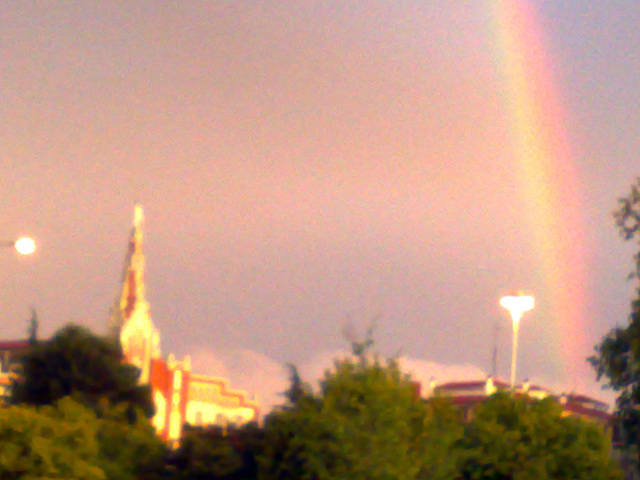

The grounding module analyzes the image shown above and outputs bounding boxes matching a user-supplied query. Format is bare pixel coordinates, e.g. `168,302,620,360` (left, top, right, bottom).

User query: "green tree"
258,365,316,480
0,397,106,479
458,392,621,480
0,397,167,480
260,341,462,480
12,324,154,420
590,178,640,456
95,402,168,480
169,422,265,480
27,307,38,346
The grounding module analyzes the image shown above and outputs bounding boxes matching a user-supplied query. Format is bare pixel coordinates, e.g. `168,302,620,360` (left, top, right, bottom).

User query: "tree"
0,397,167,480
27,307,38,346
0,398,106,480
94,402,168,480
458,392,621,480
591,178,640,456
260,340,463,480
169,422,265,480
12,324,154,420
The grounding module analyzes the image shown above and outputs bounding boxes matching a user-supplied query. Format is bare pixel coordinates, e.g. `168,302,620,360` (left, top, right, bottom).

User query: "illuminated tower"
108,204,161,384
108,204,258,442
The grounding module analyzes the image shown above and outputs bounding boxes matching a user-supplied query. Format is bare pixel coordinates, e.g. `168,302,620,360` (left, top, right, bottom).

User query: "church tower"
108,204,161,384
108,205,259,442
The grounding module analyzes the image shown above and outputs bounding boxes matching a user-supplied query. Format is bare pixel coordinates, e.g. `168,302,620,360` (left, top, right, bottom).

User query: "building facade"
0,340,29,404
1,206,258,442
107,205,259,442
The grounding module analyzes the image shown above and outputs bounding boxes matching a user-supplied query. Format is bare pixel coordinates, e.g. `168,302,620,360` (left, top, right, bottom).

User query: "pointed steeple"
109,204,146,338
120,204,146,321
108,204,161,383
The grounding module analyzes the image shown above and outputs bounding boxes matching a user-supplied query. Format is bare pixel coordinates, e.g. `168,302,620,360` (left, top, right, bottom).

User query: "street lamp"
500,293,534,388
2,236,36,255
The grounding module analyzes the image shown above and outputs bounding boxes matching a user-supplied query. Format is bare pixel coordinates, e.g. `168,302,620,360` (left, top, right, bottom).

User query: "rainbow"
488,1,591,387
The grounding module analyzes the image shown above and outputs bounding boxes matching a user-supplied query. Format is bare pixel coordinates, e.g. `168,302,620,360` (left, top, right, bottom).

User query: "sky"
1,1,639,411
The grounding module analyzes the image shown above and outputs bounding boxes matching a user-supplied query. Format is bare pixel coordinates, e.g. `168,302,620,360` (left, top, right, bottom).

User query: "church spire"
108,204,161,383
134,203,143,229
108,204,148,338
122,203,146,318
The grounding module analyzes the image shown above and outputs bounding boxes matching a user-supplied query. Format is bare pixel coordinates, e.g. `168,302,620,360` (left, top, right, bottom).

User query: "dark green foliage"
12,324,154,420
458,392,621,480
0,397,167,480
282,363,313,406
0,398,106,479
591,178,640,457
169,422,265,480
3,321,622,479
260,341,462,480
27,308,38,346
91,400,168,480
260,339,620,480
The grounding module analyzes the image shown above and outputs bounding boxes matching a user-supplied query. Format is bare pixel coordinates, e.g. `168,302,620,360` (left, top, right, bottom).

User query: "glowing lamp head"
500,294,534,323
14,236,36,255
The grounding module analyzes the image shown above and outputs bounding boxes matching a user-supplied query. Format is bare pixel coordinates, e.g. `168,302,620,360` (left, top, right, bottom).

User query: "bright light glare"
500,294,534,320
14,237,36,255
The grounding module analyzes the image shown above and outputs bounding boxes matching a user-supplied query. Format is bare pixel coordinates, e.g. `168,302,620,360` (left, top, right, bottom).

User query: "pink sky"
1,1,639,409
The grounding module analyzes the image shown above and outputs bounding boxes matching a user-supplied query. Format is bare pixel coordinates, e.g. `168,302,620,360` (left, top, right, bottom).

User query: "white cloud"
190,347,495,414
190,348,290,413
189,350,229,378
397,357,486,393
189,346,617,414
298,348,350,389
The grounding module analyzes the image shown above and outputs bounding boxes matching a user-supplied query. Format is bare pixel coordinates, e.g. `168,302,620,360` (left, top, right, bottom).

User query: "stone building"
0,205,259,444
107,205,259,442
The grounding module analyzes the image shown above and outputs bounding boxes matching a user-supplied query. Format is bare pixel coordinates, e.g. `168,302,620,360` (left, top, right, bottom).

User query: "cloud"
298,348,350,388
190,347,617,415
190,347,494,414
190,348,290,413
190,347,359,412
397,357,486,392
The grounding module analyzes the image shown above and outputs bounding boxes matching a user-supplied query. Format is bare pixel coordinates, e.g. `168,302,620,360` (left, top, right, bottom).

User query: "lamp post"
500,293,534,388
2,236,36,255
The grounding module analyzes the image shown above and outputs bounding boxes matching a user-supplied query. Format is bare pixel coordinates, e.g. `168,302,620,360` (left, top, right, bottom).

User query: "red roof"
0,340,29,350
565,392,608,407
446,395,490,406
563,402,611,421
437,379,511,390
525,384,547,391
431,378,612,423
437,380,486,389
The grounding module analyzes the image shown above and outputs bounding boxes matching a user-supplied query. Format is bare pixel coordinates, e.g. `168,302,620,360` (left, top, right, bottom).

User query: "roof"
189,373,260,415
436,380,486,390
445,395,490,406
436,378,512,390
565,392,609,407
430,378,612,424
0,340,29,350
563,402,611,421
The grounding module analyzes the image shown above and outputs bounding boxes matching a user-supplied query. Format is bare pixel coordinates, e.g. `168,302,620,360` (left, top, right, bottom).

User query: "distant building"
107,205,259,442
430,377,611,426
0,206,258,444
0,340,29,404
